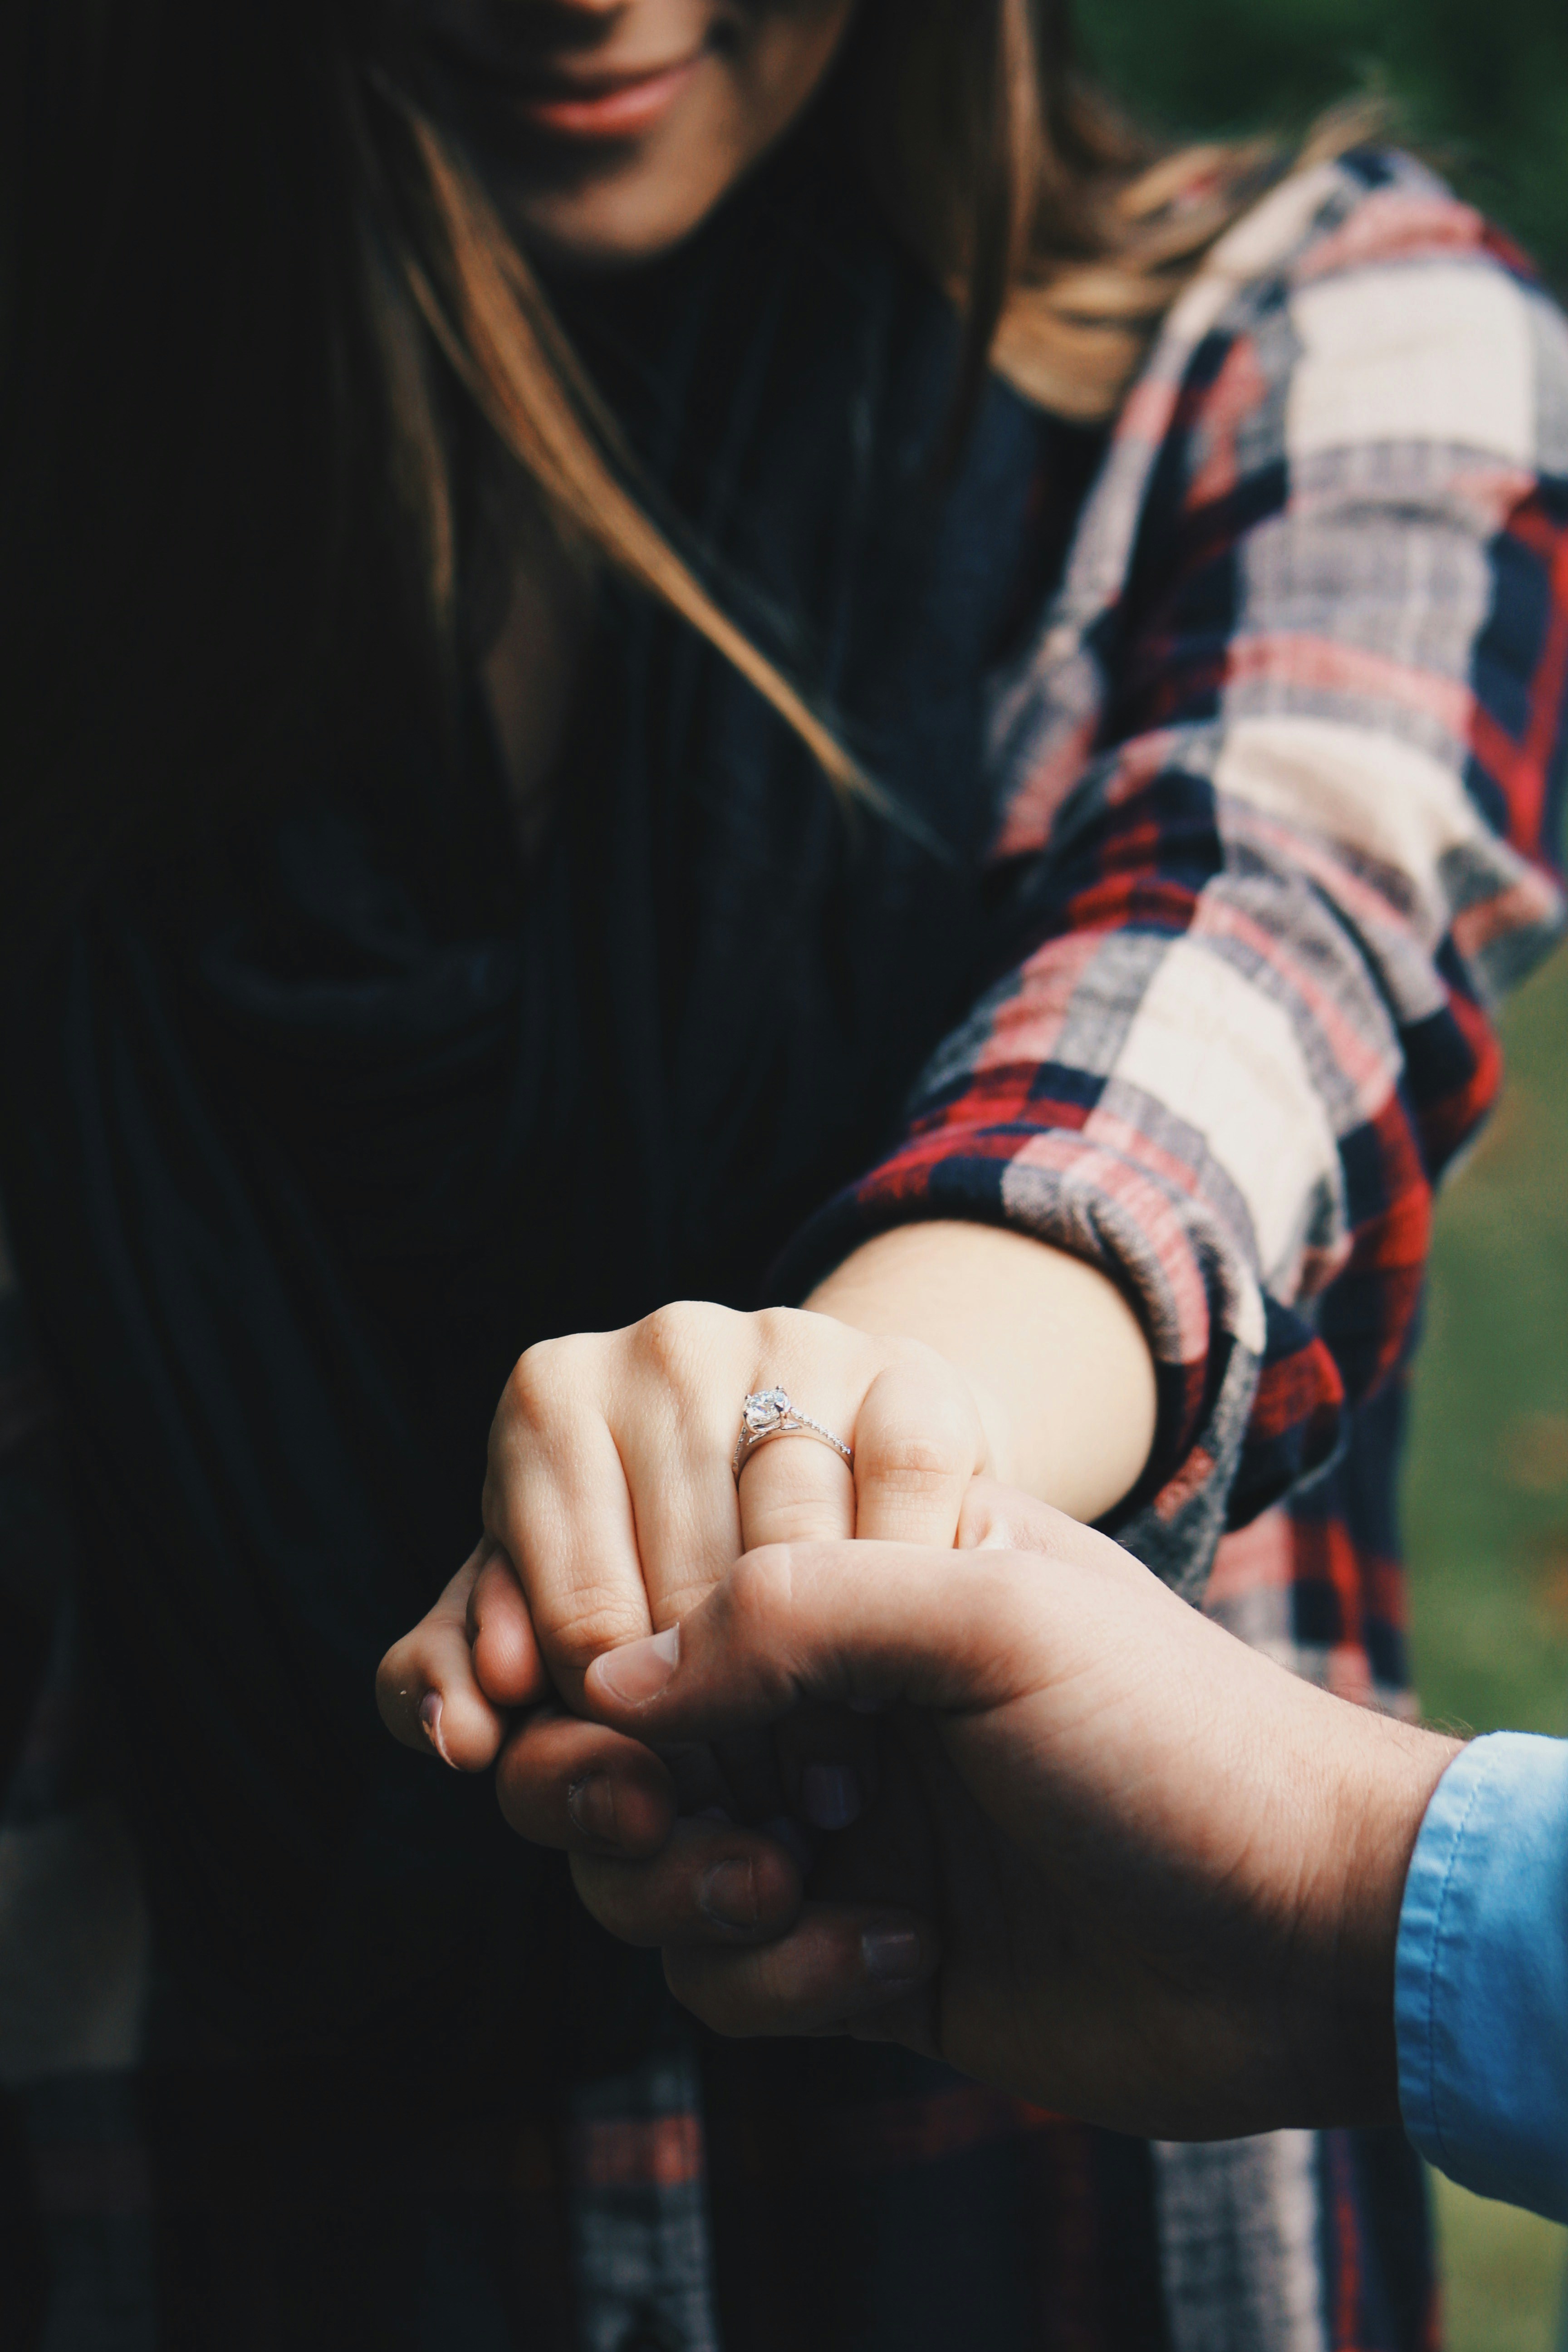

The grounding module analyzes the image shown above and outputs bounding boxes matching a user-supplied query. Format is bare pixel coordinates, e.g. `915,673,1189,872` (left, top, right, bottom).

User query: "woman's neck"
475,472,597,858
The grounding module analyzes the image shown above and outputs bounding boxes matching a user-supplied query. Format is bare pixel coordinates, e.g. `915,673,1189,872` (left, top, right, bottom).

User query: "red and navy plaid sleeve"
789,150,1568,1592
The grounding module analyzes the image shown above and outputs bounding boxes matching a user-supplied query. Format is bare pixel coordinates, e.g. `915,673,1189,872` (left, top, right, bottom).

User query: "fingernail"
862,1926,926,1987
567,1775,619,1845
801,1764,862,1832
594,1625,681,1706
763,1814,815,1875
420,1691,456,1769
700,1858,759,1933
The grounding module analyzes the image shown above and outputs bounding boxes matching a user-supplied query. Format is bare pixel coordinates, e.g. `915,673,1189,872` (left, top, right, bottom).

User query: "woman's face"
410,0,860,266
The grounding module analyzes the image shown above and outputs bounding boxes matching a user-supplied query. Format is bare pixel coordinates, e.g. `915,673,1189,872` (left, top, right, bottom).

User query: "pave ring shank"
733,1387,854,1483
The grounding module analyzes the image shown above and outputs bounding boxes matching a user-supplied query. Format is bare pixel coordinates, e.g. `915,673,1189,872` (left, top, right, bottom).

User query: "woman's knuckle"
868,1429,970,1488
546,1592,639,1673
490,1341,603,1500
497,1349,550,1437
633,1301,685,1375
634,1298,720,1384
754,1303,802,1358
879,1331,936,1373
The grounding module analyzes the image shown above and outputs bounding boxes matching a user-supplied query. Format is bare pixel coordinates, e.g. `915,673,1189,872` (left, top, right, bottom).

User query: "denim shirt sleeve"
1396,1732,1568,2220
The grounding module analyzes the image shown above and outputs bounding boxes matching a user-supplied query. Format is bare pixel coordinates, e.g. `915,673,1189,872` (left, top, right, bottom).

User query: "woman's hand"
377,1299,989,1845
564,1485,1460,2141
475,1300,990,1699
377,1224,1156,1907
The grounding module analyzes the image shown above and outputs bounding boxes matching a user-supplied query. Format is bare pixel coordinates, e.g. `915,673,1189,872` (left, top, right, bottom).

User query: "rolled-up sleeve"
784,152,1568,1595
1397,1733,1568,2222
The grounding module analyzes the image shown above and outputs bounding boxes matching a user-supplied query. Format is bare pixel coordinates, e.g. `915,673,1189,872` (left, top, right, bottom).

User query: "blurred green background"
1083,0,1568,285
1079,1,1568,2342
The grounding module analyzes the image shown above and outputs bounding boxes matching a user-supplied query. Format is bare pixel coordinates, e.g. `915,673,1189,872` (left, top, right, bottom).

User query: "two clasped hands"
378,1285,1455,2145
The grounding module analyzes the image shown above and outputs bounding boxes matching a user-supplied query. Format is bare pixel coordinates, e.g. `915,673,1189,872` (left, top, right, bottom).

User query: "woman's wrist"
805,1222,1158,1522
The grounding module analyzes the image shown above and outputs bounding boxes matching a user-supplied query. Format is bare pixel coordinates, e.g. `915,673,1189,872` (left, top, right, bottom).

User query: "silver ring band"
733,1387,854,1482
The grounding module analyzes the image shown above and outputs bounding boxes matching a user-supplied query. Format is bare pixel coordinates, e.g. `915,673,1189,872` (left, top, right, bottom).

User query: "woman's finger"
495,1705,678,1858
662,1903,939,2037
467,1545,549,1709
733,1379,865,1819
571,1820,804,1950
609,1305,862,1634
850,1356,986,1549
598,1304,750,1630
376,1540,509,1771
488,1311,758,1706
485,1336,660,1706
728,1323,878,1838
735,1416,856,1550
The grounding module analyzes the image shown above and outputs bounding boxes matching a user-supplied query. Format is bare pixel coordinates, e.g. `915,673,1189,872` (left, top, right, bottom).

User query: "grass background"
1076,3,1568,2339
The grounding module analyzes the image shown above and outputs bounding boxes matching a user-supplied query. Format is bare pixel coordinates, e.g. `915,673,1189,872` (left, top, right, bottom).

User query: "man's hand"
568,1486,1461,2141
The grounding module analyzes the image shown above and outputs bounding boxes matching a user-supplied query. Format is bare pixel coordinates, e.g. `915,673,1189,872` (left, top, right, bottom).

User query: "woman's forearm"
805,1222,1157,1523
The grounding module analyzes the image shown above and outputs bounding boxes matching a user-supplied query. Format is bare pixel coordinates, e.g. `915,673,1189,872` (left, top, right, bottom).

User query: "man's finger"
662,1903,939,2038
571,1821,804,1950
495,1706,677,1857
771,1703,880,1831
581,1520,1143,1743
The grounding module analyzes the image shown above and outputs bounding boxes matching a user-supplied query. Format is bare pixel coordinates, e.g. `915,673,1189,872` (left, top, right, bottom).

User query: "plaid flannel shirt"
794,147,1568,1613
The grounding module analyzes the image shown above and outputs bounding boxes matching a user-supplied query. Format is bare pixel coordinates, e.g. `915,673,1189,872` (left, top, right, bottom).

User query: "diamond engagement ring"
733,1387,854,1482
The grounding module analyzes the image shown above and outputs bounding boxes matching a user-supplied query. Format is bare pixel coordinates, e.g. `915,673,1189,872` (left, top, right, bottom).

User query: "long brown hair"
0,1,1278,896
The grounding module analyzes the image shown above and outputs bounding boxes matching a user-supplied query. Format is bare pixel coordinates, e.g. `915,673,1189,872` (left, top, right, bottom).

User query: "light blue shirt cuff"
1396,1731,1568,2221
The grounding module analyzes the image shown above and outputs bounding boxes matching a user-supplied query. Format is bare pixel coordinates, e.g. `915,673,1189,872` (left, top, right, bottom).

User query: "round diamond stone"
743,1388,791,1432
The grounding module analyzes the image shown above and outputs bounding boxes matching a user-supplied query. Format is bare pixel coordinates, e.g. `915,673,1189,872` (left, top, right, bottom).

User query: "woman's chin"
504,160,742,274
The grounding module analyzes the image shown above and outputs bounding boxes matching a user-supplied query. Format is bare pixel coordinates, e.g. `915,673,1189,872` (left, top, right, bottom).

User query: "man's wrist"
1338,1719,1464,1996
1286,1712,1462,2123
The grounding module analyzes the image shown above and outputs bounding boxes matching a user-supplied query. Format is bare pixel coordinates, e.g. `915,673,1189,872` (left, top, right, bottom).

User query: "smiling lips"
506,54,705,140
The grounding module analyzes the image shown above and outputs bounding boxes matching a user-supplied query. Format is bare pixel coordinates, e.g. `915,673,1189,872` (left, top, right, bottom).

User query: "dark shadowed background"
1083,3,1568,2339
